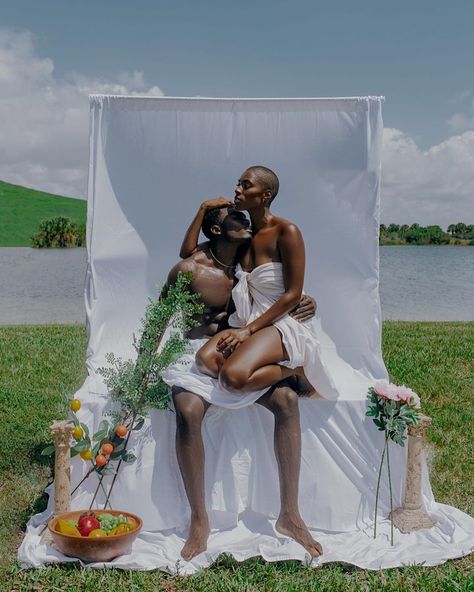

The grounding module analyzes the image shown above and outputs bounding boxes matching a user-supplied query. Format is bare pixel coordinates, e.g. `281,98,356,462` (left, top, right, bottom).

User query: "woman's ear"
262,189,273,206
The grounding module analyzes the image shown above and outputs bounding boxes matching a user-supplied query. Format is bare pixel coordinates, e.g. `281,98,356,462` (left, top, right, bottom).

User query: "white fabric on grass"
19,96,474,573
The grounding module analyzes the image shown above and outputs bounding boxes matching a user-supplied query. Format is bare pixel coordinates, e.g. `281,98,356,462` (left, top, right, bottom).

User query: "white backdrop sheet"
19,96,474,572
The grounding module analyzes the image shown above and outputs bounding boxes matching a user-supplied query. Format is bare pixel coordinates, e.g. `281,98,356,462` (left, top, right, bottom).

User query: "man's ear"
210,224,223,237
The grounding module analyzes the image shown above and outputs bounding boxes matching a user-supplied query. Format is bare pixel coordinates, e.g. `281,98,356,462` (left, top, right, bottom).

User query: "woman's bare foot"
275,512,323,557
181,516,210,561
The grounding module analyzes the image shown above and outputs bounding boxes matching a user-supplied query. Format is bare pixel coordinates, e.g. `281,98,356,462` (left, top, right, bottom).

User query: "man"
165,199,322,560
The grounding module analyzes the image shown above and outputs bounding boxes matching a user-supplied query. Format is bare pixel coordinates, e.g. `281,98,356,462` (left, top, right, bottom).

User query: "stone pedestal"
391,414,435,533
41,420,74,543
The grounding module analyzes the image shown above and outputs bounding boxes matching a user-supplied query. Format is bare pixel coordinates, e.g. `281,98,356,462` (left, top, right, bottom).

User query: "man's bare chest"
191,266,233,310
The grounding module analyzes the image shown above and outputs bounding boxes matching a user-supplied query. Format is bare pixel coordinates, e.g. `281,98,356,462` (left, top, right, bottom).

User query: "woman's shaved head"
245,165,279,201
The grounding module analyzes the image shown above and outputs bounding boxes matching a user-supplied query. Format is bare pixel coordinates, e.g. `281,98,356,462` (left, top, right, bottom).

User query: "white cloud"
382,128,474,226
447,112,474,133
0,28,163,198
447,91,474,133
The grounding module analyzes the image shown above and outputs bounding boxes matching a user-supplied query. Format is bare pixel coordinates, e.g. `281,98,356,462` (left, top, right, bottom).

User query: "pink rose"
397,385,415,403
374,381,400,401
397,385,421,408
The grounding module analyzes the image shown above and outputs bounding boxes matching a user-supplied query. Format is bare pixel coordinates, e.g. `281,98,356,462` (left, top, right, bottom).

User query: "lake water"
0,246,473,324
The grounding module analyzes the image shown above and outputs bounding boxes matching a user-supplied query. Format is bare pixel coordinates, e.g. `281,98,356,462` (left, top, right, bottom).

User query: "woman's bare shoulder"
273,216,302,236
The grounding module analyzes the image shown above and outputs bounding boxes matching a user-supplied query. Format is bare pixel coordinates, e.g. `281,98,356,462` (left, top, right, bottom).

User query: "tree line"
379,223,474,245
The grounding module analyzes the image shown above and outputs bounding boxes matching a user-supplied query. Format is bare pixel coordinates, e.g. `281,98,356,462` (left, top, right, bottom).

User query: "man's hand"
289,294,317,322
201,197,233,211
216,327,251,357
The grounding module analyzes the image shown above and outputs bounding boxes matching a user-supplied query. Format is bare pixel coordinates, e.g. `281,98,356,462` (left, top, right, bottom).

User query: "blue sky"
1,1,474,224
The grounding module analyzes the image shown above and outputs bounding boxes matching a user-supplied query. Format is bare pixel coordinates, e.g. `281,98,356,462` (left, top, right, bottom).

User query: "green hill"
0,180,87,247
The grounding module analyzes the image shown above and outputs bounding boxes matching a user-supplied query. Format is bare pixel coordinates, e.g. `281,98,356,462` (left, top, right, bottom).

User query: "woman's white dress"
161,262,372,407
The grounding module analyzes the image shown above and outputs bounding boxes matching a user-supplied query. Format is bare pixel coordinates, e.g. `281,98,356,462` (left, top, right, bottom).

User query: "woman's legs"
219,326,295,393
195,333,227,378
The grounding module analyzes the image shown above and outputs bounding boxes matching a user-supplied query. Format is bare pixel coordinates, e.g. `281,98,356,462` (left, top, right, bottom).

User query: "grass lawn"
0,322,472,591
0,180,86,247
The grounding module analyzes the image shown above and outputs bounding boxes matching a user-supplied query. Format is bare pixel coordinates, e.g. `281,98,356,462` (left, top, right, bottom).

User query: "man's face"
233,169,271,212
218,207,252,241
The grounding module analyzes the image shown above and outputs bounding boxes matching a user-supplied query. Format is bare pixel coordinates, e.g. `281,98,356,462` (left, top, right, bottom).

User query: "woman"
194,165,321,395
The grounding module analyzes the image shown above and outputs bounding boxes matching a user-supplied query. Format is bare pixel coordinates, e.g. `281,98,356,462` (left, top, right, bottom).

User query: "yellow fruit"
73,427,84,440
108,524,129,536
70,399,81,412
88,528,107,538
56,519,81,537
80,450,93,461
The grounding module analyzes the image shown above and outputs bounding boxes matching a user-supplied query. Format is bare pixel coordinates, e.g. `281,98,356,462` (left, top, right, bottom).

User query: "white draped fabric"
19,96,474,573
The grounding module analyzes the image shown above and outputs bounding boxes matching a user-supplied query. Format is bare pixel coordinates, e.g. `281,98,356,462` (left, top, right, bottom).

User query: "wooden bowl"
48,509,142,563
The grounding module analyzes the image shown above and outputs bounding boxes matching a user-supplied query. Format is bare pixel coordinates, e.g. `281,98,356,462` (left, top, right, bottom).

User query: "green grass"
0,180,87,247
0,323,473,590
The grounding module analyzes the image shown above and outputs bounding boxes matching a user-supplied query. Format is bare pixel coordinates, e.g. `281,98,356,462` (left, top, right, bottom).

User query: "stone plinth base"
40,528,53,545
391,507,435,534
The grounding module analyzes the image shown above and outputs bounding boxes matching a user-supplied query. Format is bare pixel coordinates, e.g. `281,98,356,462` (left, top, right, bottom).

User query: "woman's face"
233,169,271,212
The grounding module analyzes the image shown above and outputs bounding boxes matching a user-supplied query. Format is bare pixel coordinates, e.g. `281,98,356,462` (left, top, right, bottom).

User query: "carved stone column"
391,414,435,532
41,420,74,543
50,420,75,516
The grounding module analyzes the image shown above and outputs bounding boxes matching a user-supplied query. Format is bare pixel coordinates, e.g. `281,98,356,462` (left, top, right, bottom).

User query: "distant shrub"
30,216,85,248
76,222,86,247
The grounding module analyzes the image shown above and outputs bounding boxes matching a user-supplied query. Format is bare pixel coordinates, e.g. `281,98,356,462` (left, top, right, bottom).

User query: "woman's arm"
216,222,305,354
180,197,233,258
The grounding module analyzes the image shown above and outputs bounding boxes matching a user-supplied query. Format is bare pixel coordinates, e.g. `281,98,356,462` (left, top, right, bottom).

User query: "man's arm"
179,197,233,258
161,259,196,298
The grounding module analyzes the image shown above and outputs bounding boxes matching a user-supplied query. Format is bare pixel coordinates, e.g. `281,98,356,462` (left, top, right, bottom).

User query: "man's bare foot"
181,517,210,561
275,512,323,557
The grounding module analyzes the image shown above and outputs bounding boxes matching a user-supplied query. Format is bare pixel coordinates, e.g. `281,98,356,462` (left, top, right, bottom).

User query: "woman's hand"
180,197,234,258
216,327,251,357
289,294,317,322
201,197,234,211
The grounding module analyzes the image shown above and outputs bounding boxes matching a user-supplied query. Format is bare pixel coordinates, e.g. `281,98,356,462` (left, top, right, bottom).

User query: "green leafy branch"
42,272,204,509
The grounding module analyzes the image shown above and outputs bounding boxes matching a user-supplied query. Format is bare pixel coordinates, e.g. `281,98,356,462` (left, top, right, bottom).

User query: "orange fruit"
95,454,107,467
115,424,128,438
88,528,107,538
73,426,84,440
80,450,93,461
102,443,114,455
108,524,129,536
70,399,81,412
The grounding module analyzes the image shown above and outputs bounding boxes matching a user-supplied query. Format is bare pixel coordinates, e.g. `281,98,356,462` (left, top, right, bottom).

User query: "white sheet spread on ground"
19,96,474,573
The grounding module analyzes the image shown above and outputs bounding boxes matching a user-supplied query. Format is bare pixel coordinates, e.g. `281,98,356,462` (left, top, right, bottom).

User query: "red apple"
78,515,101,537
